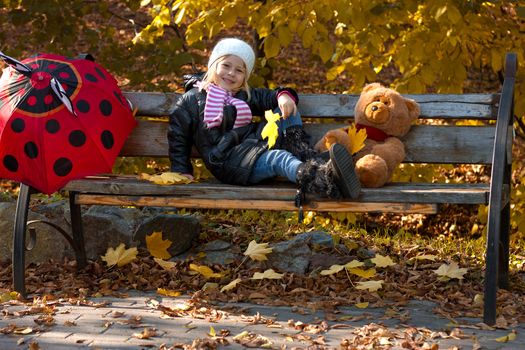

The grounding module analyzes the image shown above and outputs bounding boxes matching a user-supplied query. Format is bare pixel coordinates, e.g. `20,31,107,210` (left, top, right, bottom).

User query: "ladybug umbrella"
0,52,136,194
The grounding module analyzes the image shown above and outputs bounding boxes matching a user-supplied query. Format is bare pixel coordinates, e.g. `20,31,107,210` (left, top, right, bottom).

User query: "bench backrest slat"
124,92,499,119
121,121,495,164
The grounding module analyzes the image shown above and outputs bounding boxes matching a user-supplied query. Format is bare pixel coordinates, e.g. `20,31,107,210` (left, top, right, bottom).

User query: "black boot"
296,143,360,200
281,126,319,161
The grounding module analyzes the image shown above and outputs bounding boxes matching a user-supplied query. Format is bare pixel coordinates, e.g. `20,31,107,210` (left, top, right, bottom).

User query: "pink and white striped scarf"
201,83,252,129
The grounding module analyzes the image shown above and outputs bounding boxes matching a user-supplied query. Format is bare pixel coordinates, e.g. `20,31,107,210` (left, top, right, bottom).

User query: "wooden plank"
73,194,438,214
120,120,495,164
124,92,498,119
64,176,490,205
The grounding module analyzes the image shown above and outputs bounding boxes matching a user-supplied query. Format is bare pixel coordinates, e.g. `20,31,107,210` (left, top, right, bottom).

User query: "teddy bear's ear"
405,98,421,120
362,82,384,93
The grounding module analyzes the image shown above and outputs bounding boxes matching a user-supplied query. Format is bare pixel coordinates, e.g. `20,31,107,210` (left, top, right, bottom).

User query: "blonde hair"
201,55,251,100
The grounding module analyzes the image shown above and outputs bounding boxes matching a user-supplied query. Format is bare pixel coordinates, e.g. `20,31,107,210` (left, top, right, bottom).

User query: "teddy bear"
314,83,420,188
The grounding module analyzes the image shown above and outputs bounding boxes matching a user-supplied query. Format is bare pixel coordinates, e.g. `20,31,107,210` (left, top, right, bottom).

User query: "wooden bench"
12,53,516,325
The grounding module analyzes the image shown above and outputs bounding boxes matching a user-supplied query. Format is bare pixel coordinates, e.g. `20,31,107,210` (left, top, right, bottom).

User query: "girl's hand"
182,173,194,181
277,93,298,119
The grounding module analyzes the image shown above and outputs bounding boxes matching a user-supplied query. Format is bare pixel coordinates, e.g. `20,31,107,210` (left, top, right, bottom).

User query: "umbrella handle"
0,50,32,76
50,77,77,117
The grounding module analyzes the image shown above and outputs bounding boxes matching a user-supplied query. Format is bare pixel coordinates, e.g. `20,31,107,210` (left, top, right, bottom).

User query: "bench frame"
11,53,517,325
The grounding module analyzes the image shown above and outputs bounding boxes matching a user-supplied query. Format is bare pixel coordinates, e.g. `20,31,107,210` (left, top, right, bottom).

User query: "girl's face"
214,55,246,92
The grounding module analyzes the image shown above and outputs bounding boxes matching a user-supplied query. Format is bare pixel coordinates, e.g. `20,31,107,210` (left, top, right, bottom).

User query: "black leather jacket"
167,76,298,185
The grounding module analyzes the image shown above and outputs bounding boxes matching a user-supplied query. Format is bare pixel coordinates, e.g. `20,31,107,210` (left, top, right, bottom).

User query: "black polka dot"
95,67,106,79
76,100,90,113
99,100,112,116
85,73,98,82
11,118,25,133
53,158,72,177
24,142,38,159
45,119,60,134
101,130,114,149
3,155,18,172
69,130,86,147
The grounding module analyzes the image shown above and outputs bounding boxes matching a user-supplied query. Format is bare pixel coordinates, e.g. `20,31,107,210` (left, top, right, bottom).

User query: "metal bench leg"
498,203,510,289
69,191,87,269
13,183,32,298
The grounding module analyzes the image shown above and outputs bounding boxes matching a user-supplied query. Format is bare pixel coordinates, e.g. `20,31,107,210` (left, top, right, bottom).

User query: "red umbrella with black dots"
0,51,136,194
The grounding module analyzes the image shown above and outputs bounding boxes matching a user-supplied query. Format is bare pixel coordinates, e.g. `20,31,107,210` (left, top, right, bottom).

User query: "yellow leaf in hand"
189,264,227,279
146,231,172,259
101,243,138,267
371,254,396,268
243,240,273,261
261,110,281,149
347,123,367,154
251,269,284,280
348,268,377,279
434,261,468,280
320,264,345,275
355,280,384,292
220,278,242,292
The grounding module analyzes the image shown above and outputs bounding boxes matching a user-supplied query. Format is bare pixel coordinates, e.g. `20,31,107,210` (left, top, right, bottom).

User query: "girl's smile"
215,55,246,92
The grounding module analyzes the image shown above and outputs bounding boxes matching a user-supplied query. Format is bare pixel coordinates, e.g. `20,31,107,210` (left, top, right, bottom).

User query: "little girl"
168,37,360,203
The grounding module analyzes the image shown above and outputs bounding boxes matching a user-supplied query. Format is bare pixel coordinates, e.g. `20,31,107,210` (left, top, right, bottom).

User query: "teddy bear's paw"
356,154,389,188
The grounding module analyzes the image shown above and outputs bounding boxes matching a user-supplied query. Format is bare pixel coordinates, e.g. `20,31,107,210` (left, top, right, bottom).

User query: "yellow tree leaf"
355,280,384,292
261,110,281,149
154,257,176,271
495,331,517,343
146,231,172,259
157,288,181,297
371,254,396,268
348,268,377,279
220,278,242,292
139,172,192,185
101,243,138,267
412,254,437,261
347,123,367,154
189,264,227,279
344,260,364,269
320,264,345,276
243,240,273,261
434,261,468,280
355,302,369,308
251,269,284,280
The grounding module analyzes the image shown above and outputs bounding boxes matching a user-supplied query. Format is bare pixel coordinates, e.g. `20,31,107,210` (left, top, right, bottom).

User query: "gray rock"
294,231,334,249
133,214,200,256
268,238,311,275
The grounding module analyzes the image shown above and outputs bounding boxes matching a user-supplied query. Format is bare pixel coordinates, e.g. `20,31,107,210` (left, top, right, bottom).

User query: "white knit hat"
208,38,256,75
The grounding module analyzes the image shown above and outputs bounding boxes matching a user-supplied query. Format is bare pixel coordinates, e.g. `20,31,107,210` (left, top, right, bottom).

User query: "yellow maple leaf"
243,240,273,261
220,278,242,292
434,261,468,280
154,257,176,270
347,123,367,154
157,288,181,297
344,260,364,269
348,267,377,279
146,231,172,259
355,280,384,292
101,243,138,267
251,269,284,280
320,264,345,276
261,110,281,149
371,254,396,268
189,263,227,279
140,172,192,185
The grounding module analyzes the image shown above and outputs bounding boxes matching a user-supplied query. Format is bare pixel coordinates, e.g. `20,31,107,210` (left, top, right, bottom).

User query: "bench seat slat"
121,121,495,164
64,177,489,205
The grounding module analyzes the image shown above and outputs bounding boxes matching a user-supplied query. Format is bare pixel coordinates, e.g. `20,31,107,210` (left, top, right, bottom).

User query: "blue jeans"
248,111,303,184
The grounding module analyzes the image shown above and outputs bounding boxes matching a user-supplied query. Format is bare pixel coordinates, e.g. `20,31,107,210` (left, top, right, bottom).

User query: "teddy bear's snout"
365,102,390,124
371,105,379,111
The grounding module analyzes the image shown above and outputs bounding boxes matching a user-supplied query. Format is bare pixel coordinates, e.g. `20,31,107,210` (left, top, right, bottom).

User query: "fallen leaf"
348,267,377,278
133,327,158,339
220,278,242,292
320,264,345,276
154,257,176,270
347,123,367,154
209,326,216,337
434,261,468,280
243,240,273,261
101,243,138,267
251,269,284,280
140,172,192,185
413,254,437,261
189,264,227,279
355,280,384,292
157,288,181,297
495,330,517,342
261,110,281,148
355,302,369,308
146,231,172,259
371,254,396,268
344,260,364,269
